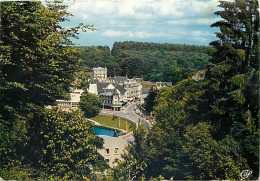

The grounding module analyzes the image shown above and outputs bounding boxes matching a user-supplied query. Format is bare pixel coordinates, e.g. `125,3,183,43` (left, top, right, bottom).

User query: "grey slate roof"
96,82,110,92
99,92,113,96
110,76,128,83
93,67,106,70
112,83,127,95
103,89,114,94
96,82,127,95
113,88,119,95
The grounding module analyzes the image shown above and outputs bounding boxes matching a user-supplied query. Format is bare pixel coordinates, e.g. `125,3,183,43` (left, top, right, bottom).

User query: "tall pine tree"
205,0,259,177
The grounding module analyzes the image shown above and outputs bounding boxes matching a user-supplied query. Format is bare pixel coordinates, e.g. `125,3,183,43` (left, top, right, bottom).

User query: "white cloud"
62,0,221,46
193,30,212,36
101,30,151,38
67,1,117,19
158,2,184,17
66,0,220,22
167,17,221,26
101,30,169,38
191,30,216,42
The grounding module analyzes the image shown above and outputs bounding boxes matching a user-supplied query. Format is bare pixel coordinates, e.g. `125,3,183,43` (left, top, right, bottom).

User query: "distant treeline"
76,41,215,84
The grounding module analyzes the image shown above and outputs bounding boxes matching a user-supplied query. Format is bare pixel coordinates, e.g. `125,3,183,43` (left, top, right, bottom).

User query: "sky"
61,0,223,48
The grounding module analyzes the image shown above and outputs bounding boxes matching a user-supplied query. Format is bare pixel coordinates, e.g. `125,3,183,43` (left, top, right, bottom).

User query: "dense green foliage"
1,108,107,180
116,0,259,180
113,125,148,180
143,79,248,180
70,64,92,90
36,109,107,180
1,0,258,180
0,1,105,179
76,46,119,77
205,0,259,177
79,92,101,118
77,42,212,84
144,89,159,112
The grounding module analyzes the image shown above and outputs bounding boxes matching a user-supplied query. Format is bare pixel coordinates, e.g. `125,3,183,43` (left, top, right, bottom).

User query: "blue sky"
61,0,222,48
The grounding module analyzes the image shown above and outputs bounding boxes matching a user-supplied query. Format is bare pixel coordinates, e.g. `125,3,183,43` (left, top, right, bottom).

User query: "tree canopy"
25,108,107,180
79,92,101,118
0,1,105,179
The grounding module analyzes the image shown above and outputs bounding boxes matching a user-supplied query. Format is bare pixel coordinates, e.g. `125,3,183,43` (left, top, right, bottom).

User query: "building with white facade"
88,82,127,100
124,79,142,99
56,88,84,110
93,67,107,82
88,83,98,95
108,76,142,100
89,70,143,105
99,89,121,111
88,82,127,111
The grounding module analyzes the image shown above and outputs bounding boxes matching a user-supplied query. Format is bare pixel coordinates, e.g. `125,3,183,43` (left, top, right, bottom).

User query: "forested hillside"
77,42,213,84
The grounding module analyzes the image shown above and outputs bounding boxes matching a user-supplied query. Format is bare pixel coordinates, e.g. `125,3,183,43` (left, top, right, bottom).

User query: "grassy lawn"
90,114,135,132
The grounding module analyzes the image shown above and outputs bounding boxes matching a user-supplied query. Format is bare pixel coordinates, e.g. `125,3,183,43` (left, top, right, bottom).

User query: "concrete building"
88,82,127,101
88,82,127,111
99,89,121,111
98,133,134,167
109,76,142,99
56,88,84,110
124,79,142,99
93,67,107,82
89,72,143,102
88,83,98,95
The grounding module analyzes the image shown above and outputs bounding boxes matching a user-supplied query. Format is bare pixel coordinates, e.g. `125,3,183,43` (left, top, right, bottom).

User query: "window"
105,149,109,155
115,148,119,154
105,159,109,163
114,158,119,166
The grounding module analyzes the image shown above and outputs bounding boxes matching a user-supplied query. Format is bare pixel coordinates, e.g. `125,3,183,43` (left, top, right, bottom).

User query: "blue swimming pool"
93,127,119,137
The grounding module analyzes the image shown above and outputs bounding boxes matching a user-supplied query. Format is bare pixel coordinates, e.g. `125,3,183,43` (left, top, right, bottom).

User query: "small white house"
88,83,98,95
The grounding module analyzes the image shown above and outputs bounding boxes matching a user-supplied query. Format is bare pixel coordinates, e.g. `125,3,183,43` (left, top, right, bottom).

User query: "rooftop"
96,82,127,95
110,76,128,83
99,92,113,96
93,67,107,70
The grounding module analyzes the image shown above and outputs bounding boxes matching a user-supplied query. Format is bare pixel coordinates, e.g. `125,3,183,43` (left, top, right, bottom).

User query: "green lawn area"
90,114,135,132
